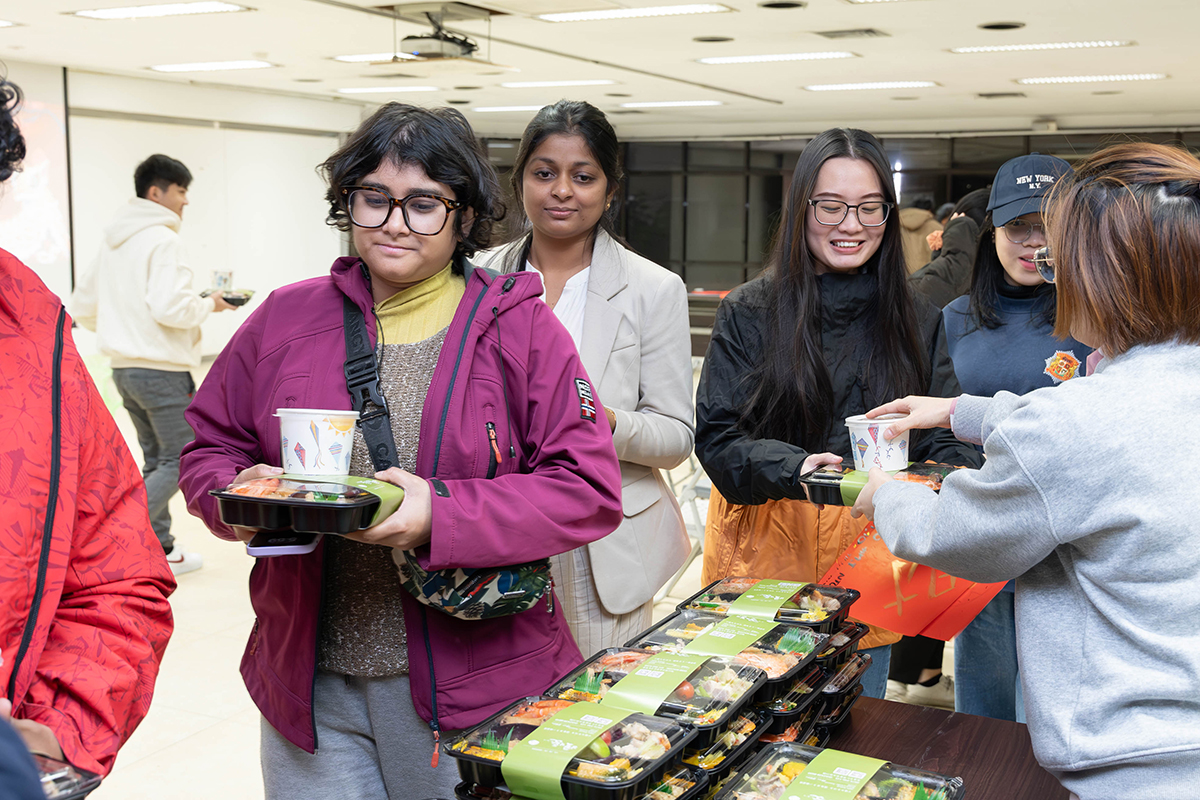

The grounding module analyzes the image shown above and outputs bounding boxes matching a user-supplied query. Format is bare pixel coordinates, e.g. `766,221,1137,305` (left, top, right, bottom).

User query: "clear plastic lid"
628,611,827,680
446,696,694,788
549,648,767,729
218,476,373,504
714,743,965,800
763,664,830,714
681,708,767,772
680,578,857,626
822,652,872,694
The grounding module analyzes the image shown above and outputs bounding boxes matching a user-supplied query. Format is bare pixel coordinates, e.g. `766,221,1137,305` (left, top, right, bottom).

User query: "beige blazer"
479,231,694,614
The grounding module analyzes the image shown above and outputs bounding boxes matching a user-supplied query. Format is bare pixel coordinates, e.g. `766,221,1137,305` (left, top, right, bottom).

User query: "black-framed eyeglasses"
341,186,464,235
807,199,894,227
1001,218,1046,245
1033,246,1055,283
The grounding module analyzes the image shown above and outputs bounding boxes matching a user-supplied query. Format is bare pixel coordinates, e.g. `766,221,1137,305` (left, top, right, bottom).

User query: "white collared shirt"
526,261,590,353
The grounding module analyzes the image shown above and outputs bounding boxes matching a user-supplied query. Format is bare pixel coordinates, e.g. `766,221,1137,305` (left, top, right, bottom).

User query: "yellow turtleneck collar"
373,262,466,345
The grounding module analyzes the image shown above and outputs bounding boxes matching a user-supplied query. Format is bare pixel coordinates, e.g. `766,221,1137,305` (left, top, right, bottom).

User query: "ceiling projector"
401,32,477,59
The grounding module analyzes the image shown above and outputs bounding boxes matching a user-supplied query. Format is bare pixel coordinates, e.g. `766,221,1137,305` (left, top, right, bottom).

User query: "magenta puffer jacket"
180,256,623,753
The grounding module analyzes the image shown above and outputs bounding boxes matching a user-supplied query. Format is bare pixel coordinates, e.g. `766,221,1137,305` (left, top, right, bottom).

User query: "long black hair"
742,128,929,449
951,187,990,227
0,77,25,183
965,211,1056,331
501,99,627,271
320,103,504,265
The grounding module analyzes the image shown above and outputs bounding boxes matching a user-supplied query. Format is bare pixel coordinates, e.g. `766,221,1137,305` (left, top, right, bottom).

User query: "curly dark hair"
0,77,26,184
319,103,504,265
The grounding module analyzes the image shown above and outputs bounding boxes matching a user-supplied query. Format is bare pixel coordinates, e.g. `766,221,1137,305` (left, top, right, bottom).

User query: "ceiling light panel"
150,60,273,72
620,100,723,107
805,81,937,91
1017,73,1167,85
500,80,616,88
73,2,248,19
337,86,439,94
952,40,1133,54
537,4,732,22
333,52,417,63
0,20,14,27
699,51,855,65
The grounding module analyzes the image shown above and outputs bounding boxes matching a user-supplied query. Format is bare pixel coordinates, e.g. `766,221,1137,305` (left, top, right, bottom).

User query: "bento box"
815,622,870,671
548,649,768,747
209,474,403,535
444,696,697,800
37,754,102,800
712,743,965,800
799,460,964,506
820,653,872,707
680,708,769,782
816,682,864,728
801,727,830,750
624,611,828,703
454,764,710,800
676,578,859,635
756,699,821,747
755,663,829,736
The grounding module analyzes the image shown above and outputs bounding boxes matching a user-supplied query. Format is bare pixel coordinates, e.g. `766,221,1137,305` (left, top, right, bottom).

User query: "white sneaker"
905,674,955,711
165,544,204,576
884,679,909,703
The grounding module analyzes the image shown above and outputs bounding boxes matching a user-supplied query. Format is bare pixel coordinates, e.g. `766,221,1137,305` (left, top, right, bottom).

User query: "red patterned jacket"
0,249,175,776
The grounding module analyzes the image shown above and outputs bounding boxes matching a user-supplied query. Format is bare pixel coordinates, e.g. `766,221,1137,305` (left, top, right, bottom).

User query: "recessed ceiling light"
149,59,272,72
500,80,616,88
454,85,482,90
336,86,439,94
951,40,1133,54
699,50,855,65
1016,73,1167,85
537,4,732,22
978,21,1025,30
333,52,417,63
619,100,722,108
694,35,733,42
472,105,548,113
447,99,470,104
805,80,937,91
606,92,632,97
0,20,16,27
73,2,248,20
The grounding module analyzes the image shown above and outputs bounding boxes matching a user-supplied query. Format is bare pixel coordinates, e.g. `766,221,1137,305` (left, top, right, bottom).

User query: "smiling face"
350,159,467,304
521,133,612,245
994,211,1048,287
804,157,887,275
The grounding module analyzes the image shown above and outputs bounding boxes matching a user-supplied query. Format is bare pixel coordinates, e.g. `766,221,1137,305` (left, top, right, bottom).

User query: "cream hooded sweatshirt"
71,197,216,371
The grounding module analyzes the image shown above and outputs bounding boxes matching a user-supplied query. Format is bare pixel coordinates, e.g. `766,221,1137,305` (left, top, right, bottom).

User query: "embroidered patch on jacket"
575,378,597,422
1044,350,1081,383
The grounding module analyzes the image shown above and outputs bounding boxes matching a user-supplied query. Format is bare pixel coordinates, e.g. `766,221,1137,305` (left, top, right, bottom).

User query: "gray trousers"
111,368,196,552
260,671,462,800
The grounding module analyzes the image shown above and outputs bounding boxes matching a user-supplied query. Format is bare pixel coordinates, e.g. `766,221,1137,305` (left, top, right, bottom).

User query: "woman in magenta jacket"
178,103,622,799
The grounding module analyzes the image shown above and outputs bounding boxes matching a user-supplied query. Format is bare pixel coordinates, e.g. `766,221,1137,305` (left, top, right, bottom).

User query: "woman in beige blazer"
479,100,693,653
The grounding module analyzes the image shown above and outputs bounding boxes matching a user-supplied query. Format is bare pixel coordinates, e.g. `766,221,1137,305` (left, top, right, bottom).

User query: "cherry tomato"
673,681,695,701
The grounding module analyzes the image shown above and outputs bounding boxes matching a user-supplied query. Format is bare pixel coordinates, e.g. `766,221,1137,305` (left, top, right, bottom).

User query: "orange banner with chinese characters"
819,523,1006,641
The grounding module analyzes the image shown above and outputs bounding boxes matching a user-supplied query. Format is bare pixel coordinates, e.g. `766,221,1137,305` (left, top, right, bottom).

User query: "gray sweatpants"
260,671,462,800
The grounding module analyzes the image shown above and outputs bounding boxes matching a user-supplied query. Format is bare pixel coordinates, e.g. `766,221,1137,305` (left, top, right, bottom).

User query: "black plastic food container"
755,700,821,749
814,621,870,671
816,681,863,728
624,611,828,704
821,652,872,706
453,764,710,800
755,663,829,736
676,578,860,636
713,742,965,800
210,477,381,535
444,696,696,800
681,707,769,783
799,460,964,506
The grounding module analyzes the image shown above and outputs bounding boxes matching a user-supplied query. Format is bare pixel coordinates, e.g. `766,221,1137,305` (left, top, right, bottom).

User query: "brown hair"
1046,142,1200,355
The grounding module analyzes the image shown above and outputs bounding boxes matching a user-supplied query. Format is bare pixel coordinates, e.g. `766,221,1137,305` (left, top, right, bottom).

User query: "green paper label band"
599,652,710,716
727,579,808,620
783,749,888,800
683,616,777,658
279,474,404,526
500,703,632,800
839,470,871,507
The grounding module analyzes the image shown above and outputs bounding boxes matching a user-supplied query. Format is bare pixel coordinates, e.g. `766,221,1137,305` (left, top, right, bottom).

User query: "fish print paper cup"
845,413,909,471
275,408,359,476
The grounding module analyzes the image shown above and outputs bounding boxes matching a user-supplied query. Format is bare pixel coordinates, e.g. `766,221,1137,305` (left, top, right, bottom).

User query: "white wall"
67,72,367,356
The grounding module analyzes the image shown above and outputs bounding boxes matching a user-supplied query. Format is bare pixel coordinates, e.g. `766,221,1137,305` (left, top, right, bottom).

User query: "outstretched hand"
850,467,892,522
344,468,432,550
0,697,63,761
229,464,285,542
866,396,956,439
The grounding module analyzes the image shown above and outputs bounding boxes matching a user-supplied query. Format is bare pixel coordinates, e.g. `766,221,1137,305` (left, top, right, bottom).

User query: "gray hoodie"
875,341,1200,799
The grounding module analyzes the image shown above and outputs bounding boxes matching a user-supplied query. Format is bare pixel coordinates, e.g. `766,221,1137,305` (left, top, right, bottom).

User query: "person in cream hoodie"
71,154,235,575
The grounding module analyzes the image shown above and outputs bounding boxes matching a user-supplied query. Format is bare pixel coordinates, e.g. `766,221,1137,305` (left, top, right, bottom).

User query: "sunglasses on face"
1033,246,1055,283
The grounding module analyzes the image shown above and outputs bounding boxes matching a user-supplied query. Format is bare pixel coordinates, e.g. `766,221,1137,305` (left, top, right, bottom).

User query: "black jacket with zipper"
909,215,981,309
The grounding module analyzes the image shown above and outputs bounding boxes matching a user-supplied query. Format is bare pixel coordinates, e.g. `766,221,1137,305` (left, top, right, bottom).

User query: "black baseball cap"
987,153,1073,227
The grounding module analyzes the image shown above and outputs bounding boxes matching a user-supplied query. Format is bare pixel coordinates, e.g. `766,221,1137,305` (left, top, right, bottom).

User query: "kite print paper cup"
275,408,359,476
845,413,909,471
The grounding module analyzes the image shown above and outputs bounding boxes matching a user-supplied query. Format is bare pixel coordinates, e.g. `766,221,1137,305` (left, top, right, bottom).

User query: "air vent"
816,28,889,39
608,109,646,115
977,92,1026,99
366,71,424,79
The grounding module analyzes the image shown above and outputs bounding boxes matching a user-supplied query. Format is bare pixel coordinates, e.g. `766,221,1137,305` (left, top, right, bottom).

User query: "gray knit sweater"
875,342,1200,799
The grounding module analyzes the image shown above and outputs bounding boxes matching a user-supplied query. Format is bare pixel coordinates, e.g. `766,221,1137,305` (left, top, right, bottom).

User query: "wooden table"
825,697,1068,799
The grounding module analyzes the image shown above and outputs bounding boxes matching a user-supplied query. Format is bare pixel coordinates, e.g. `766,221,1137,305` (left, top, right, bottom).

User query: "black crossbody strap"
342,296,399,472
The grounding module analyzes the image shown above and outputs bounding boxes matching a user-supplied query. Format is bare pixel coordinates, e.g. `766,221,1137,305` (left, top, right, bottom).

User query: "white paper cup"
845,413,910,471
211,270,233,291
275,408,359,476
